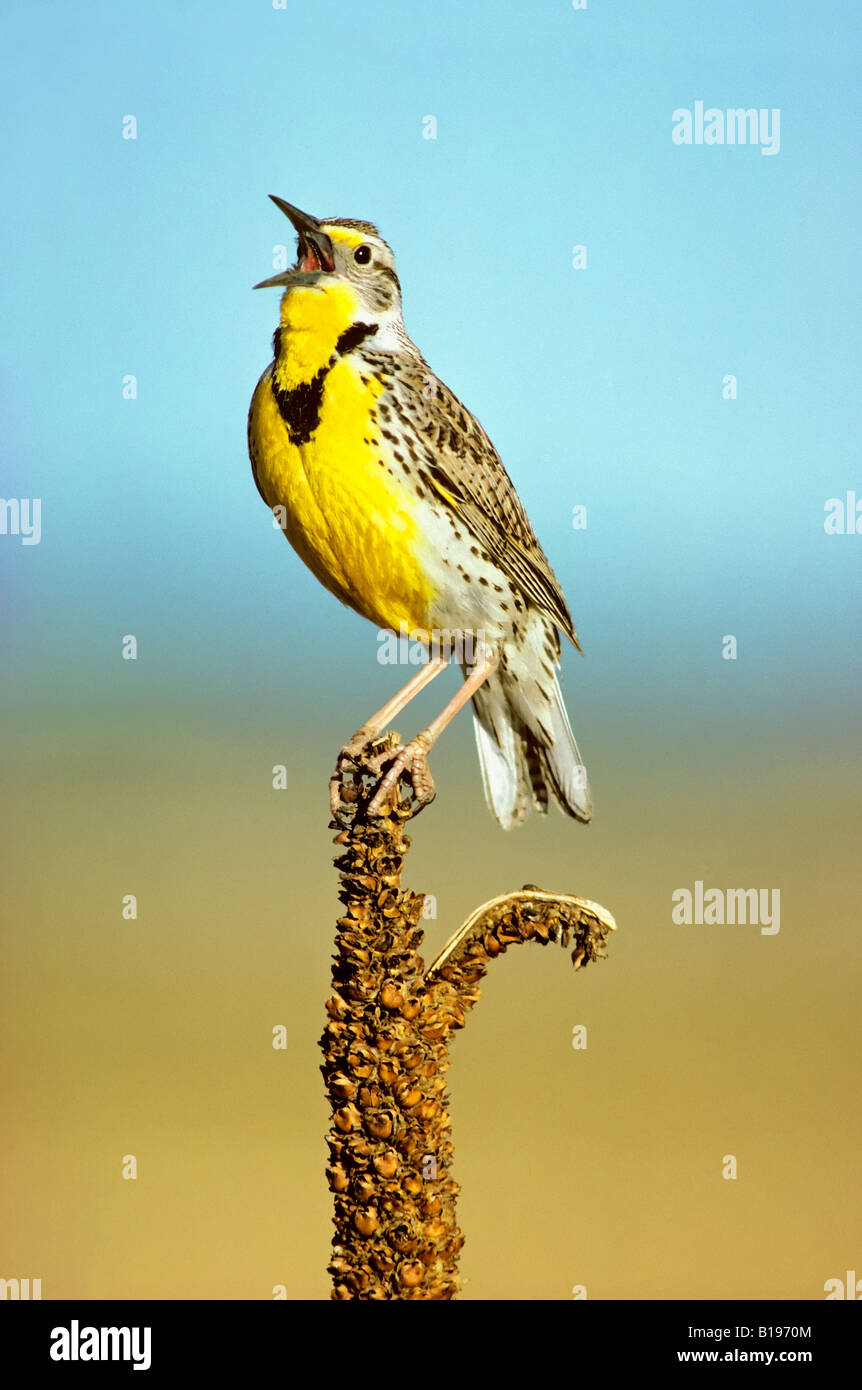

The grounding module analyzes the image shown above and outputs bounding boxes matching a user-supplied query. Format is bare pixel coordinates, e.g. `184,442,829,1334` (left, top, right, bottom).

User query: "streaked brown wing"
381,355,580,651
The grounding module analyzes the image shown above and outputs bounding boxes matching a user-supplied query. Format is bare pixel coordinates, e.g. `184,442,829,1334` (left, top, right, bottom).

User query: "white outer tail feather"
469,620,592,830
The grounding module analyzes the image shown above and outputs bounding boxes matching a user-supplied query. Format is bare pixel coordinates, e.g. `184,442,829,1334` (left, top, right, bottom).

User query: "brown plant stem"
320,733,616,1300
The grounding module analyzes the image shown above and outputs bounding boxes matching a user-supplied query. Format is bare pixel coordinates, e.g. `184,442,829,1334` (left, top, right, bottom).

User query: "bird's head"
255,196,405,347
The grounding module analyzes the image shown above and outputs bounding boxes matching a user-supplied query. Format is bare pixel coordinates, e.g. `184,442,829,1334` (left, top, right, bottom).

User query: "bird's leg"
345,654,450,749
330,655,449,814
367,651,500,816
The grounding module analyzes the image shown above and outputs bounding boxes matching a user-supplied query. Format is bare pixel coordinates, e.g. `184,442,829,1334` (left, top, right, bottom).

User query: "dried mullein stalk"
321,734,616,1300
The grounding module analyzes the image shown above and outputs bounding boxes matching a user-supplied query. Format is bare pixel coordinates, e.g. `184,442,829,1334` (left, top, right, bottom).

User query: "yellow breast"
249,349,433,634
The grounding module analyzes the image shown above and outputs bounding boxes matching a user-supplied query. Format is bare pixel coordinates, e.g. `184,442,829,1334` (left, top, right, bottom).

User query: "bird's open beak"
253,196,336,289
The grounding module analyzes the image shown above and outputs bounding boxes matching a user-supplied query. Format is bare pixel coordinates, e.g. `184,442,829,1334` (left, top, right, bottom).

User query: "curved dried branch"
428,887,616,979
422,888,615,1045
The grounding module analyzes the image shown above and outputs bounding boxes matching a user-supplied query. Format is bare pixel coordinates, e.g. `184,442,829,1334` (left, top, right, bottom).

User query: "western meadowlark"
248,196,592,829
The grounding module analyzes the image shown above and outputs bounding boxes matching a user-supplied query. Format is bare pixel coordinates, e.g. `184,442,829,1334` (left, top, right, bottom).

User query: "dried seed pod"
498,927,522,946
327,1164,350,1193
390,1221,420,1254
395,1080,423,1110
372,1149,399,1179
348,976,383,1003
345,1049,375,1079
370,1249,396,1276
423,1217,448,1241
344,1133,372,1161
399,1047,424,1071
399,1128,428,1160
334,1103,362,1133
353,1208,378,1237
397,1261,425,1290
380,982,404,1010
352,1172,377,1203
365,1109,395,1140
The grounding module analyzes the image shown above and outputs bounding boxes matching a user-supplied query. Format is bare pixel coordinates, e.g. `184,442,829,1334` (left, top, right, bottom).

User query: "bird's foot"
367,732,435,817
330,729,436,819
329,726,391,817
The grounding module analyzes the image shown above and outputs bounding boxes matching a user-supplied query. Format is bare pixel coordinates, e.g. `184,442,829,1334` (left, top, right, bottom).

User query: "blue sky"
1,0,860,726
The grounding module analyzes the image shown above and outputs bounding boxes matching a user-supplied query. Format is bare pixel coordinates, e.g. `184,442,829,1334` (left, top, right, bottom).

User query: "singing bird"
248,197,592,828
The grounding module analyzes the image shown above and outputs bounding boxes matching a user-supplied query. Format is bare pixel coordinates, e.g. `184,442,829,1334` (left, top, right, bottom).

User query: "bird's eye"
354,244,372,265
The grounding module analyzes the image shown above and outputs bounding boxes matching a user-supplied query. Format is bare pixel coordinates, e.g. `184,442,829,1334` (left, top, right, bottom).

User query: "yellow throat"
249,262,433,634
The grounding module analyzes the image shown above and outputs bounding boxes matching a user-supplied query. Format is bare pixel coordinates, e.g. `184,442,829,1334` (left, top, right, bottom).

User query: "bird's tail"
469,617,592,830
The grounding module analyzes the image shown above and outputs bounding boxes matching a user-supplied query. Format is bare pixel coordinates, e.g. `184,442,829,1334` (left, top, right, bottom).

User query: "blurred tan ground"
1,701,859,1300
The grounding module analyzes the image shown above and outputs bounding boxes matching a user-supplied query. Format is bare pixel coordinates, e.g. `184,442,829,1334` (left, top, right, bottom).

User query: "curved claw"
367,734,435,817
330,730,403,817
330,736,370,817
